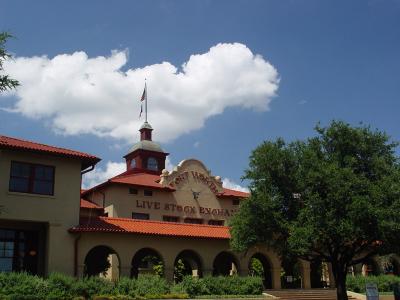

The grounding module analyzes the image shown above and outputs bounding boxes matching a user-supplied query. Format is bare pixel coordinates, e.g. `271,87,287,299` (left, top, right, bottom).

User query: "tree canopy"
230,121,400,300
0,32,19,93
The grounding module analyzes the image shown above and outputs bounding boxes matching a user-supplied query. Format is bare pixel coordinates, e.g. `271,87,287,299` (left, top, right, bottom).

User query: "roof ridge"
97,216,230,229
0,134,98,158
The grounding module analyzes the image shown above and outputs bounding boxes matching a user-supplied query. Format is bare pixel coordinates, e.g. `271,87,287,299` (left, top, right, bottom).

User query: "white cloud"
193,141,200,148
165,157,175,171
222,178,249,193
82,161,126,189
1,43,279,143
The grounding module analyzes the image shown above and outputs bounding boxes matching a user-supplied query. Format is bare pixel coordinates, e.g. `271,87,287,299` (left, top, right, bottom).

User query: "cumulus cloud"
222,178,249,193
82,161,125,189
1,43,279,143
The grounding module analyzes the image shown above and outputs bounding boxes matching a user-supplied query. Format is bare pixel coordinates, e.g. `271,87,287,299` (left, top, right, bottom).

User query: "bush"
0,272,48,299
134,275,170,296
0,272,263,299
73,276,115,299
113,277,137,297
174,276,263,296
172,276,208,297
347,275,400,293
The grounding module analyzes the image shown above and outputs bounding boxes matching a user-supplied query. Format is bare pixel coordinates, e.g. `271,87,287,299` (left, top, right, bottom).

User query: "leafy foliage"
172,276,263,297
347,275,400,293
230,121,400,300
0,32,19,93
0,272,261,299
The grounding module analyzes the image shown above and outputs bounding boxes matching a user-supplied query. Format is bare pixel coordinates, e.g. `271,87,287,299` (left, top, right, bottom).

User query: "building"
1,122,399,289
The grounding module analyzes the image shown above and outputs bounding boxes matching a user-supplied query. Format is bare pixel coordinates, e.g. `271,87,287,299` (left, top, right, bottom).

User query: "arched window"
147,157,158,171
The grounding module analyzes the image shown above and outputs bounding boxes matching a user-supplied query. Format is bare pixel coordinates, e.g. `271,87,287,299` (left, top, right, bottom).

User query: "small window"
184,218,203,224
129,188,138,194
163,216,180,223
232,198,240,206
130,159,136,168
144,190,153,197
147,157,158,171
9,161,54,196
132,212,150,220
208,220,225,226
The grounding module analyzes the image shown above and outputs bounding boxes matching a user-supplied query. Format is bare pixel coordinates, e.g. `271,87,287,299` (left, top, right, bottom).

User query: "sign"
366,283,379,300
135,200,238,216
160,159,224,195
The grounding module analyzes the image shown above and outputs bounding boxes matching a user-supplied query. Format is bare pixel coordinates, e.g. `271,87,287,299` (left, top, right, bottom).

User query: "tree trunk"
332,262,348,300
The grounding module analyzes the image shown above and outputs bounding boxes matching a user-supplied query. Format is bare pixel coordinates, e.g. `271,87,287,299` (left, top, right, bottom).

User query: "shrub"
113,277,137,297
134,274,170,296
73,276,115,299
0,272,48,299
174,276,263,296
46,272,77,299
172,276,208,297
347,275,400,293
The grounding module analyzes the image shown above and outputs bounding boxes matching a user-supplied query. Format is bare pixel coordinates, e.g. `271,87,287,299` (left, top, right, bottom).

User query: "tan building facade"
1,124,399,290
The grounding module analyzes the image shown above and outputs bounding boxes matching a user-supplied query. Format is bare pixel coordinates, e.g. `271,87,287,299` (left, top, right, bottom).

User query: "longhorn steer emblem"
191,189,201,200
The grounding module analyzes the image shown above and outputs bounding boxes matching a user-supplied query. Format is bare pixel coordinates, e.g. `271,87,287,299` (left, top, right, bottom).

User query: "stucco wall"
86,159,241,224
0,149,82,275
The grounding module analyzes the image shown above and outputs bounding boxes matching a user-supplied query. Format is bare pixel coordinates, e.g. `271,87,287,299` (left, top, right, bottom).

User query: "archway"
174,250,203,282
310,259,325,288
131,248,164,278
381,255,400,275
84,245,120,280
249,253,272,289
213,251,239,276
362,258,380,276
281,256,302,289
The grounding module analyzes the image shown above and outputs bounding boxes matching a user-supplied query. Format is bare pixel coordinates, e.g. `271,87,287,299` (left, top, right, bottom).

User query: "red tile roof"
70,216,230,239
0,135,100,169
80,199,103,210
82,171,175,195
219,188,249,198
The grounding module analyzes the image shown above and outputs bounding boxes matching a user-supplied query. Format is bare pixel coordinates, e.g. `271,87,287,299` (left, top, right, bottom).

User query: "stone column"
272,267,281,289
327,263,336,288
164,267,175,282
119,265,131,277
299,260,311,289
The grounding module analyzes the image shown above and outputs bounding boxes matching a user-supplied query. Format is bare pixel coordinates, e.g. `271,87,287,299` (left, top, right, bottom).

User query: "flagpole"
145,80,148,122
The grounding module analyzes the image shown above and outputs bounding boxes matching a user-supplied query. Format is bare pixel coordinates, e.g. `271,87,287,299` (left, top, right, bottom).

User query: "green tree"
230,121,400,300
0,32,19,93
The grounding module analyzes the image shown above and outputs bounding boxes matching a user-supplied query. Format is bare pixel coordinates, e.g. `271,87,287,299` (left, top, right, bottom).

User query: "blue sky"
1,0,400,189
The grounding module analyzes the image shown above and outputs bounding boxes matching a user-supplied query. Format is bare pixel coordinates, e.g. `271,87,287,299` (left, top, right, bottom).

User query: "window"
232,198,240,206
144,190,153,197
130,159,136,168
147,157,158,171
9,161,54,196
184,218,203,224
129,188,138,195
132,212,150,220
208,220,225,226
163,216,180,223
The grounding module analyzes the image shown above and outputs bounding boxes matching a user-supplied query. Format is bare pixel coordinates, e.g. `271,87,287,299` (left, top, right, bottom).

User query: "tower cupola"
140,121,153,141
123,122,169,175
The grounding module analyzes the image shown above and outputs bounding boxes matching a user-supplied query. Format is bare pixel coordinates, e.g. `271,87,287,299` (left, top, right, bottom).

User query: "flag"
139,83,146,118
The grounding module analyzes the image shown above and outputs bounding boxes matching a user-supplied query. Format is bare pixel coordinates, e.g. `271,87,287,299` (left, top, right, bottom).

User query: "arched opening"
281,256,302,289
131,248,164,278
84,245,120,280
310,259,325,288
362,258,380,276
174,250,203,282
248,253,272,289
213,251,239,276
380,255,400,275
